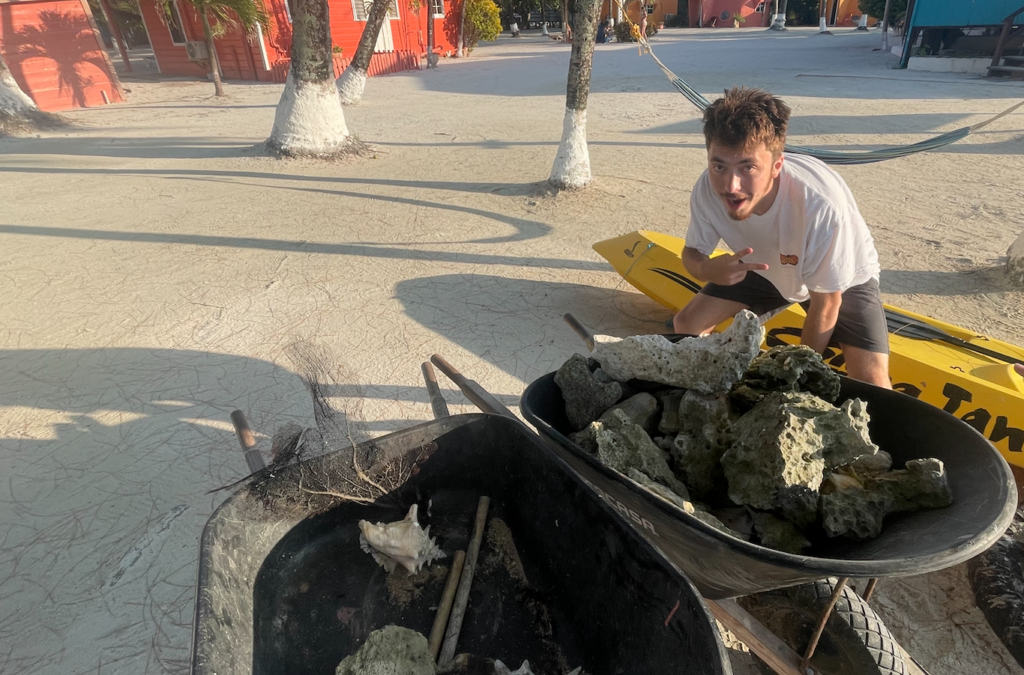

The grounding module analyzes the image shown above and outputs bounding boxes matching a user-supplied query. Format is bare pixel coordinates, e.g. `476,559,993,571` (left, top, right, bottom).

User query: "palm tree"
337,0,392,105
549,0,600,189
769,0,787,29
161,0,268,96
267,0,354,155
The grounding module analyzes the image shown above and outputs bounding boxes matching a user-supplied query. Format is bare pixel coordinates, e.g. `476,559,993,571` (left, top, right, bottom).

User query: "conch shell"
358,504,445,574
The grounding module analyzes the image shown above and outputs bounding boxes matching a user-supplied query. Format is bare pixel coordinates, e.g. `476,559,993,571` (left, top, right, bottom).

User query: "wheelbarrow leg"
862,577,880,603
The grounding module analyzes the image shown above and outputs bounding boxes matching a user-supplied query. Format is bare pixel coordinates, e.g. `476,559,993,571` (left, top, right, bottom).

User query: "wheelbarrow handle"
563,313,596,351
421,362,451,419
230,410,267,473
429,354,517,420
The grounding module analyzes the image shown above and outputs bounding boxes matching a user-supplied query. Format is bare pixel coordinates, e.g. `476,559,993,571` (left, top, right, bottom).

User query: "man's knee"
672,306,707,335
842,345,891,389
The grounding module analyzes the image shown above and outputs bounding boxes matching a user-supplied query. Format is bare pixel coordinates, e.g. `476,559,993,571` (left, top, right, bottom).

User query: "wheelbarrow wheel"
738,578,907,675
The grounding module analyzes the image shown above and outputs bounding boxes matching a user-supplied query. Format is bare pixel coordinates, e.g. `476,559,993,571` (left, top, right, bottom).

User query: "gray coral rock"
554,353,623,431
732,345,841,407
752,511,812,554
818,398,878,468
656,390,685,434
602,393,659,431
628,469,692,510
569,393,659,450
589,310,764,395
821,458,953,539
848,450,893,476
671,391,735,501
880,458,954,511
626,469,738,537
721,392,829,516
722,391,881,524
594,410,689,499
336,625,436,675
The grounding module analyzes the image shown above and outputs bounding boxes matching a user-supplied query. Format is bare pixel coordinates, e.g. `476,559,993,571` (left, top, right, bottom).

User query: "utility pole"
881,0,893,50
426,0,435,66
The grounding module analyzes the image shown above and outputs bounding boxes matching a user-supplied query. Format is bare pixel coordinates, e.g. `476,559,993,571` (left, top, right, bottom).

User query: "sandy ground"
1,26,1023,675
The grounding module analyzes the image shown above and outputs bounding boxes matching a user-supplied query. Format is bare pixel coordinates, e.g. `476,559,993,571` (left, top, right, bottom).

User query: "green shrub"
858,0,907,23
464,0,502,51
664,12,687,27
614,19,657,42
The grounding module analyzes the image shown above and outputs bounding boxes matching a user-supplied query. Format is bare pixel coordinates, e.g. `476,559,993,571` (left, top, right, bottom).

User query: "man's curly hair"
703,87,791,157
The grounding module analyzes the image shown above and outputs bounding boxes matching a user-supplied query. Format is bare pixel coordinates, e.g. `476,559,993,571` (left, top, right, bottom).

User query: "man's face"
707,141,784,221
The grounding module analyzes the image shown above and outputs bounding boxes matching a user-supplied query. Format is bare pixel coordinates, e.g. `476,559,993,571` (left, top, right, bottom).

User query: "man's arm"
802,290,842,354
682,246,769,286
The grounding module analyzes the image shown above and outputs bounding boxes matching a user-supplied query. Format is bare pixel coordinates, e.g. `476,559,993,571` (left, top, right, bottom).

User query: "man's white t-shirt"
685,153,880,303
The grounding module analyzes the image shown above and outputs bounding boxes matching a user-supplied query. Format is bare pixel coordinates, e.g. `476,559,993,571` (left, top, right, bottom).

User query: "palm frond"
173,0,269,33
207,0,270,32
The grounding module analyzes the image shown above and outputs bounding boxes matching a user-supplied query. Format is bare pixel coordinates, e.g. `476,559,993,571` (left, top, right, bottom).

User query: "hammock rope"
610,2,1024,166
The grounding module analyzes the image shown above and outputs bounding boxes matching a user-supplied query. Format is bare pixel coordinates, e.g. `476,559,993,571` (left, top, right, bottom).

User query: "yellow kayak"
594,230,1024,468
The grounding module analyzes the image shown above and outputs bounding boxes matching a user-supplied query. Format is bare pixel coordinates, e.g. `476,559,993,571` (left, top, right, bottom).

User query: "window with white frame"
429,0,444,18
351,0,400,21
166,0,187,44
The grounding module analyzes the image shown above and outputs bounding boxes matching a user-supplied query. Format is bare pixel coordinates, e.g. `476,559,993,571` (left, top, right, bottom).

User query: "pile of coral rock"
554,311,953,554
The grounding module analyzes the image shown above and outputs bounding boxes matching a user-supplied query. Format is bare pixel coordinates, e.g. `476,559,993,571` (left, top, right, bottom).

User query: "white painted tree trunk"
1008,230,1024,286
0,64,37,116
268,71,351,156
549,107,591,189
336,67,367,105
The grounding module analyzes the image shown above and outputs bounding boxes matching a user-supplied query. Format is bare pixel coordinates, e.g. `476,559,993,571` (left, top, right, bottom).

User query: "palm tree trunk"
199,10,225,96
0,52,62,135
549,0,599,189
337,0,390,104
770,0,787,28
268,0,351,155
1009,230,1024,287
0,52,36,115
98,0,132,72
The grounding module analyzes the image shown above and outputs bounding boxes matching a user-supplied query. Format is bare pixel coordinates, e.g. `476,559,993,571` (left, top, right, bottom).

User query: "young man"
672,87,891,389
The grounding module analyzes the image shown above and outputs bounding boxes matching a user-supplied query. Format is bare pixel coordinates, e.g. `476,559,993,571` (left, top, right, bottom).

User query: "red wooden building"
0,0,124,111
137,0,460,82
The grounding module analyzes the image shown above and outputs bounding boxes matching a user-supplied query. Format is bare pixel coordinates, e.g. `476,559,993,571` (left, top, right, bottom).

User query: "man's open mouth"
725,196,748,210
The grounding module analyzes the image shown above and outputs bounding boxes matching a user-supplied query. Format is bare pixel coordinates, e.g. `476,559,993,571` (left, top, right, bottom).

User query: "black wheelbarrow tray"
189,413,733,675
521,374,1018,600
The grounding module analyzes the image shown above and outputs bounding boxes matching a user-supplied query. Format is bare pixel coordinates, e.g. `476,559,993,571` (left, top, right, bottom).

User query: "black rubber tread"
968,506,1024,670
739,578,908,675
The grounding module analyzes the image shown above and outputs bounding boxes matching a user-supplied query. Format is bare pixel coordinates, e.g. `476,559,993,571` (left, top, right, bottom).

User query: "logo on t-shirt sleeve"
780,254,799,266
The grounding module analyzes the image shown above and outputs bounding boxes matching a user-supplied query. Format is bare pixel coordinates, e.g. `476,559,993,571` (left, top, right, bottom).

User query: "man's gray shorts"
701,272,890,354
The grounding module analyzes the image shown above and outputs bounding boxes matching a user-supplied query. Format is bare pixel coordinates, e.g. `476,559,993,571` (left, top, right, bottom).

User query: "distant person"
673,87,891,389
510,12,521,36
596,19,607,43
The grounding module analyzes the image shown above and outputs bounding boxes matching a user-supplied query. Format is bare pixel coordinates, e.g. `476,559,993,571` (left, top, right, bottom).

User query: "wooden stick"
429,550,466,661
563,312,596,351
229,410,266,473
706,599,809,675
438,496,491,666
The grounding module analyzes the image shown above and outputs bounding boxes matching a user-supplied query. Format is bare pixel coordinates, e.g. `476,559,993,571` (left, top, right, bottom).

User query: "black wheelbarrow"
189,411,733,675
425,332,1017,675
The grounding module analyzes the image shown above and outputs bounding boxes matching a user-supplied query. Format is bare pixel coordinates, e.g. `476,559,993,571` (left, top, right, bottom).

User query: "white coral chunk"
358,504,445,574
590,310,765,395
